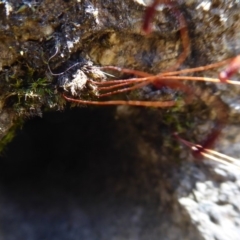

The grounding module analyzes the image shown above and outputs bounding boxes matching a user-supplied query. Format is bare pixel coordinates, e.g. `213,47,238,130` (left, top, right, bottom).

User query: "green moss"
6,62,64,115
0,118,24,154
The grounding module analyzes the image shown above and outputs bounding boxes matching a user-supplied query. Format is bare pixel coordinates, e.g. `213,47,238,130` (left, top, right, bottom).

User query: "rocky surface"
0,0,240,240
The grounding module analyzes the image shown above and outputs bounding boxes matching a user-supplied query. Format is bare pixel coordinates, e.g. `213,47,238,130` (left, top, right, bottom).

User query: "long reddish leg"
95,59,240,102
100,66,153,78
143,0,175,34
192,125,224,159
219,55,240,82
99,56,234,80
173,123,224,159
174,131,240,167
174,90,229,160
62,94,175,107
141,1,238,160
143,0,190,72
142,0,162,34
173,127,222,158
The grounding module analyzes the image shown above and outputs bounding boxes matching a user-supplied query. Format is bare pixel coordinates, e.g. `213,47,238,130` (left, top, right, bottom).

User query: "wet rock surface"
0,0,240,239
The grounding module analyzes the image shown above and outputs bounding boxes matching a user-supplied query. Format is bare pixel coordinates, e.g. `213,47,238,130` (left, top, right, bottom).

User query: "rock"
0,0,240,239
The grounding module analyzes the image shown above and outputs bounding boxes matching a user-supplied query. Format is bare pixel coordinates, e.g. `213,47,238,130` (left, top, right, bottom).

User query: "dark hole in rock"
0,107,184,240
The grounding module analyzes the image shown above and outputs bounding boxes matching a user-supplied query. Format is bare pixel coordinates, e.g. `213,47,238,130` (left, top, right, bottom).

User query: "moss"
4,62,65,117
0,117,24,154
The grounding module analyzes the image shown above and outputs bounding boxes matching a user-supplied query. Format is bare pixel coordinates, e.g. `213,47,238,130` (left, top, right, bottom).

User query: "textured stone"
0,1,240,240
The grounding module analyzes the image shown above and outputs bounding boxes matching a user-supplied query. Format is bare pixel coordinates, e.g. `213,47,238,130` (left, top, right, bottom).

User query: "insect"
61,0,240,167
